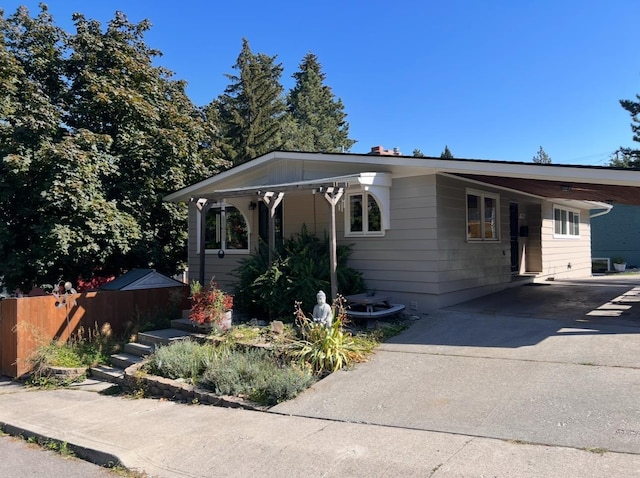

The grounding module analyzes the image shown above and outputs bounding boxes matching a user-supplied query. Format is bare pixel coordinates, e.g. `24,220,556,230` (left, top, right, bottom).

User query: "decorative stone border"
120,361,267,411
44,366,88,381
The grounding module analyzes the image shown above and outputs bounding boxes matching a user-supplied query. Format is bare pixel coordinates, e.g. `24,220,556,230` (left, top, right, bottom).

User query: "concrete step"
110,352,144,369
137,328,193,347
90,365,124,384
124,342,154,357
170,318,212,333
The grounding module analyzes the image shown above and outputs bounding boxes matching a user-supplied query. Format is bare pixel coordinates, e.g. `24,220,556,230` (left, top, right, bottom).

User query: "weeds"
27,322,116,387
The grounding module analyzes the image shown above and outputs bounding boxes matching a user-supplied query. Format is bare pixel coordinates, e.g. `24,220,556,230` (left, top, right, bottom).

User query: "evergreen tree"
612,93,640,167
609,148,639,168
532,146,552,164
286,52,355,152
412,149,425,157
216,38,286,165
440,145,454,159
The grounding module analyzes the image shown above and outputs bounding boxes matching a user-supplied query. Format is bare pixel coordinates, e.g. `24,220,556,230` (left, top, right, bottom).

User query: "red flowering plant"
189,279,234,326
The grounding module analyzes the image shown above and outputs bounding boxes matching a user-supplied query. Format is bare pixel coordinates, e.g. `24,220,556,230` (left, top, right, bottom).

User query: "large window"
466,190,500,241
346,192,383,236
553,206,580,238
204,205,248,251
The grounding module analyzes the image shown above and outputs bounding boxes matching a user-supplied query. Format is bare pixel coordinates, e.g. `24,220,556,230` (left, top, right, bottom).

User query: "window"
553,206,580,238
346,192,383,236
204,205,248,251
466,190,499,241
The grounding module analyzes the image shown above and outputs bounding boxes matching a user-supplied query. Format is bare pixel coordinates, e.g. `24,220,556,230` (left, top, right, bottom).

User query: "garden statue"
312,290,333,327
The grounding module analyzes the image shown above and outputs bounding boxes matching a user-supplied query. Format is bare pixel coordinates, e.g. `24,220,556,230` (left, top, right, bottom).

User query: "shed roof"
98,269,184,291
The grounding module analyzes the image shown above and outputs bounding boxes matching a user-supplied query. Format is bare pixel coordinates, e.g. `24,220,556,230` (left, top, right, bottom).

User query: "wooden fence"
0,286,188,378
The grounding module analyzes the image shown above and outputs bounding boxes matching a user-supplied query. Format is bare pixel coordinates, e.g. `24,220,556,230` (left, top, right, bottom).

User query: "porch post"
323,187,344,301
194,198,213,286
259,191,284,266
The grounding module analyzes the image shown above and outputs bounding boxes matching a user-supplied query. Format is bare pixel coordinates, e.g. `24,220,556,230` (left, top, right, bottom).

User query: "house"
165,149,640,313
591,204,640,269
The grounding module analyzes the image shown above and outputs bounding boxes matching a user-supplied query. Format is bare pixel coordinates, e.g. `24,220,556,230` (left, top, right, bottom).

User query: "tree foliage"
532,145,552,164
440,145,454,159
286,53,355,152
0,6,225,289
215,38,286,166
611,94,640,168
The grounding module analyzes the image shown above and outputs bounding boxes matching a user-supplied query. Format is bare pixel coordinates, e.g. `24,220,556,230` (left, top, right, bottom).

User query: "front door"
509,202,519,273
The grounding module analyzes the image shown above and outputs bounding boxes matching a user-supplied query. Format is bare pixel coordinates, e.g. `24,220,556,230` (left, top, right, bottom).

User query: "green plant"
189,279,233,326
199,347,315,405
146,339,219,382
613,257,626,264
292,297,367,374
27,322,115,386
234,225,365,319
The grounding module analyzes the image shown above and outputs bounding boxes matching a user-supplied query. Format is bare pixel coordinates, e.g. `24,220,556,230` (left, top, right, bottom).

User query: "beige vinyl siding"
435,175,511,302
337,175,440,309
539,202,592,279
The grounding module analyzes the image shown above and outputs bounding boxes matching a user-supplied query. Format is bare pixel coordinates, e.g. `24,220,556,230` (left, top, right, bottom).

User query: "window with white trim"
204,204,249,252
345,192,383,236
553,206,580,238
466,190,500,241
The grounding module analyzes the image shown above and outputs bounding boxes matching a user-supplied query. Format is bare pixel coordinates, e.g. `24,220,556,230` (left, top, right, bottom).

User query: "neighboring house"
591,204,640,269
165,149,640,313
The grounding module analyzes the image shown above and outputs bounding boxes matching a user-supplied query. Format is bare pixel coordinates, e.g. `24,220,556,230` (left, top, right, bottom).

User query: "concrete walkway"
2,276,640,477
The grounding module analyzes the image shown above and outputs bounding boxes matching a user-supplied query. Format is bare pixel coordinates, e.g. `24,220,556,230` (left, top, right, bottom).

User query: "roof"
99,269,185,291
164,150,640,205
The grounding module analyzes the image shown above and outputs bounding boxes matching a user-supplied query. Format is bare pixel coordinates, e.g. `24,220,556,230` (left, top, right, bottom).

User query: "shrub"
189,279,233,326
199,347,315,405
234,225,365,319
146,339,219,381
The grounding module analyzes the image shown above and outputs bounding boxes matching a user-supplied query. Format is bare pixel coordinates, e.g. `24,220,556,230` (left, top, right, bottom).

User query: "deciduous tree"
0,6,224,289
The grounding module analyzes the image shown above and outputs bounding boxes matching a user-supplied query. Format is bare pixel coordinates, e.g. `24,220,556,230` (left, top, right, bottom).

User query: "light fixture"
248,201,257,210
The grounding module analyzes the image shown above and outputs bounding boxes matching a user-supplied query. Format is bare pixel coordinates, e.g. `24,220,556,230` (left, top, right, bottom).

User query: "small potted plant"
613,257,627,272
189,279,234,331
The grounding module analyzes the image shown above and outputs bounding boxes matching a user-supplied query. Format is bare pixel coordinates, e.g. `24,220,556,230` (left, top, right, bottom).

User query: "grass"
27,322,117,388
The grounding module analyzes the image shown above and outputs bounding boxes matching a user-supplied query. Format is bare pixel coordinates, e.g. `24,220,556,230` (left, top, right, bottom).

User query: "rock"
271,320,284,334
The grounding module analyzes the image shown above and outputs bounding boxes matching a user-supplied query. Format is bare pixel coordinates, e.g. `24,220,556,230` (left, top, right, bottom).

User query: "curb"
0,421,122,469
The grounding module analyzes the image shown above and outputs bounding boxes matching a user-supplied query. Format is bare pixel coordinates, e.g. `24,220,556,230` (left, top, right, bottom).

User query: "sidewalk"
1,377,640,477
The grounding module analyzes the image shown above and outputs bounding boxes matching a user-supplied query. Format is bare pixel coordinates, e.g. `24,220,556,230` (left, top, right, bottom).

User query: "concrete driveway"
272,275,640,455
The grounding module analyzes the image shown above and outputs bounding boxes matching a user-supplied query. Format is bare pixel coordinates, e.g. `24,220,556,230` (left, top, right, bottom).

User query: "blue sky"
3,1,639,164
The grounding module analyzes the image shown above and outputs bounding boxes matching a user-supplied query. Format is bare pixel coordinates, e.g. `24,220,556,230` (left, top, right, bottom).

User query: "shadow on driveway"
385,277,640,349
